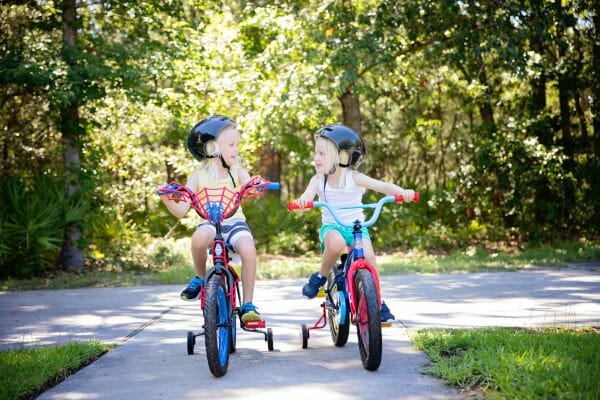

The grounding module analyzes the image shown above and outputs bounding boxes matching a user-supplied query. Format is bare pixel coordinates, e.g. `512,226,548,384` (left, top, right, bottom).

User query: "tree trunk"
475,58,495,129
555,0,575,228
59,0,84,270
591,2,600,227
258,141,281,183
339,90,362,133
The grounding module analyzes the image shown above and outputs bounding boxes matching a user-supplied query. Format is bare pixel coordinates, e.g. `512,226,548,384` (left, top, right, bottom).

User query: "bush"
0,175,84,278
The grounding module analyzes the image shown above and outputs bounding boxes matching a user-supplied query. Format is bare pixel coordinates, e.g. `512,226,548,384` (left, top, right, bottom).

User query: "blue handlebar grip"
266,182,280,190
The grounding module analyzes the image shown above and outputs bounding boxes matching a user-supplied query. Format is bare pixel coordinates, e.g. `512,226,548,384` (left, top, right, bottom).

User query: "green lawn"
412,327,600,399
0,341,113,400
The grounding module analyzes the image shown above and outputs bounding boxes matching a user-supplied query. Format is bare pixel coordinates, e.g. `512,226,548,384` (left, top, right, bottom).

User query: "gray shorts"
197,218,253,249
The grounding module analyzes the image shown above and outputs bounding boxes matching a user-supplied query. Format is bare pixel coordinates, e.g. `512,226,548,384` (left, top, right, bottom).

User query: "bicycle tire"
327,266,350,347
229,308,236,354
204,274,231,377
354,269,382,371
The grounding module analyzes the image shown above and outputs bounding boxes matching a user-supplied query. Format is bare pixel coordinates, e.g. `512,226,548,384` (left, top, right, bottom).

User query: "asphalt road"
1,264,599,399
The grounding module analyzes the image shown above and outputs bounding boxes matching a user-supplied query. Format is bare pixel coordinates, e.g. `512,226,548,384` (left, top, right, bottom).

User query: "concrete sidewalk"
1,265,599,399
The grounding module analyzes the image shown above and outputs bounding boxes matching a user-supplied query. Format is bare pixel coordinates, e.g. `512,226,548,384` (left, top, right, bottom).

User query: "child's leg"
362,238,378,268
320,230,346,276
233,235,257,303
191,225,215,278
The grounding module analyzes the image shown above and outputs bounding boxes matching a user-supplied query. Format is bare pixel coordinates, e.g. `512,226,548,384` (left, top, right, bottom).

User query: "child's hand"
294,199,310,208
288,198,313,211
400,189,416,202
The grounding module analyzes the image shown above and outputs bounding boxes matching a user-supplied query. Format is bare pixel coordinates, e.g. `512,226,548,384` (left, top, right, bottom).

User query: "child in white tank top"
292,124,416,322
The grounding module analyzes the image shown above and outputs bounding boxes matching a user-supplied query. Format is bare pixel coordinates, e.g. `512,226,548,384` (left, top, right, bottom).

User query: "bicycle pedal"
316,287,326,298
244,320,266,329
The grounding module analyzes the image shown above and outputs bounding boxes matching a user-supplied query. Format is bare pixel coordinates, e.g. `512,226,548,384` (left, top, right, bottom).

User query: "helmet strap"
219,155,236,187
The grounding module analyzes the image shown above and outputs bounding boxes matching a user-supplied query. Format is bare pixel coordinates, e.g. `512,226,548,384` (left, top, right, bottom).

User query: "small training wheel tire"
187,331,195,355
301,324,309,349
267,328,274,351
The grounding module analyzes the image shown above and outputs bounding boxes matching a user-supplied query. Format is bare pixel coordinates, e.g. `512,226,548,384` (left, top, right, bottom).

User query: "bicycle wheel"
204,273,231,377
354,269,382,371
327,266,350,347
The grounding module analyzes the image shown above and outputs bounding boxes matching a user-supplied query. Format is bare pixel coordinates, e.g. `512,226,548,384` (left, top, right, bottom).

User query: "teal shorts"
319,224,370,253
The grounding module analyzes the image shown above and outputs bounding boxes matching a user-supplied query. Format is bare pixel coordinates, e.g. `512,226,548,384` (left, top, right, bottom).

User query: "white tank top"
317,171,365,225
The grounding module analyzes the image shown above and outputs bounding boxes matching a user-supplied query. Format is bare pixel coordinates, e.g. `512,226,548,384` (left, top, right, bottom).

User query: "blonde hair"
199,126,240,180
316,136,350,189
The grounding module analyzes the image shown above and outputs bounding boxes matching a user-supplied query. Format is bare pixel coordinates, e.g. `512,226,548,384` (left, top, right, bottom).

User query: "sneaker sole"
241,310,261,322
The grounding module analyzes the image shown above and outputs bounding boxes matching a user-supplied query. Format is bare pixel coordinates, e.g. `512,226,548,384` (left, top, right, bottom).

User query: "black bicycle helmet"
187,115,236,162
316,124,366,169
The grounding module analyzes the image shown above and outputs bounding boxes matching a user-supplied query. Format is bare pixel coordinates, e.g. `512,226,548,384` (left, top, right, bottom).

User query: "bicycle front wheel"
204,274,231,377
354,269,382,371
327,266,350,347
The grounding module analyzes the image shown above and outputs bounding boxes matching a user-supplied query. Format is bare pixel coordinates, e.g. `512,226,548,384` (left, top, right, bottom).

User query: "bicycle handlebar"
157,176,279,222
287,191,419,229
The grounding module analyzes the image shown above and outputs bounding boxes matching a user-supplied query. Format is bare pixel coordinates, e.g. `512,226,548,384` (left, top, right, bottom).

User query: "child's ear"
350,150,362,166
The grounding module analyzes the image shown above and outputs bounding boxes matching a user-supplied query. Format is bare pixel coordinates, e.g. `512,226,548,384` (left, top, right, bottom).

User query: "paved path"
1,265,599,399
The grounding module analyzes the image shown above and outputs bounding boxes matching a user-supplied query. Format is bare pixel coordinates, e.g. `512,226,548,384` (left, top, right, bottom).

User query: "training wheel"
267,328,274,351
301,324,309,349
187,331,195,355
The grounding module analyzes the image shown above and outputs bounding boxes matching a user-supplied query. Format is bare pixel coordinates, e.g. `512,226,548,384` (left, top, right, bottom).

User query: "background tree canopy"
1,0,599,278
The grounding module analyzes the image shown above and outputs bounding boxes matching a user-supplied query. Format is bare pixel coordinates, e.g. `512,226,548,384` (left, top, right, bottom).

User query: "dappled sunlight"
46,392,100,400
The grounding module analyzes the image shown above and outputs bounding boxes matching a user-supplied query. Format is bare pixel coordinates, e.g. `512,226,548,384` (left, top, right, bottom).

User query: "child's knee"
324,236,345,253
235,237,256,257
191,229,213,249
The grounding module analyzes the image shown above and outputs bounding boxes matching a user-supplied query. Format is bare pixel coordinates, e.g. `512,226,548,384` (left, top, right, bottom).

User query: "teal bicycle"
289,192,418,370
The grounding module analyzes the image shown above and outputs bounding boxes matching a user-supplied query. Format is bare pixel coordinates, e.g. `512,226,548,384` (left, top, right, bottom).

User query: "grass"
0,341,114,400
1,239,598,291
412,327,600,399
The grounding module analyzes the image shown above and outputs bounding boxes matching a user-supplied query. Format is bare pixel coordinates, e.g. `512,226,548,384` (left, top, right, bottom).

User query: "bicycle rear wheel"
204,273,231,377
354,269,382,371
327,265,350,347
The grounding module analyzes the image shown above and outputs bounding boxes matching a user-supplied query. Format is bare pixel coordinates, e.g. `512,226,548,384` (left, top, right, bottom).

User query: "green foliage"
245,194,319,254
413,327,600,399
1,0,599,277
0,175,85,278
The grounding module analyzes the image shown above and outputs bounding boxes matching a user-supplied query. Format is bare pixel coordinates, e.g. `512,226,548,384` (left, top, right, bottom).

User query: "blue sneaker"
180,276,203,301
302,272,327,299
381,301,395,322
240,302,261,322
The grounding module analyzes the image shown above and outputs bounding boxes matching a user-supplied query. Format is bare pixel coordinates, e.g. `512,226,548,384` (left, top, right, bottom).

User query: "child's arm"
293,175,319,208
353,172,415,200
158,171,197,218
237,166,252,186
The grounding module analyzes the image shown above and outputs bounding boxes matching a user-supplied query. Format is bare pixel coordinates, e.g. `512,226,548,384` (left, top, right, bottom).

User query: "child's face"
218,127,240,166
314,138,330,174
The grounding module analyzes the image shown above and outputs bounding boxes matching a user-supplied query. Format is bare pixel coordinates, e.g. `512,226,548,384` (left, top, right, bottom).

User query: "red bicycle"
158,176,279,377
288,192,419,370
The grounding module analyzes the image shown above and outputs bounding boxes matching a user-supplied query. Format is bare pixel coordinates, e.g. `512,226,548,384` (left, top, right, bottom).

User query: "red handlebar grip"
287,200,314,211
394,192,420,203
